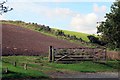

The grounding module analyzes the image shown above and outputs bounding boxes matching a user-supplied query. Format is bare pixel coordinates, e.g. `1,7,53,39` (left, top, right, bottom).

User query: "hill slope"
52,28,90,42
2,24,81,56
62,30,90,42
1,20,91,42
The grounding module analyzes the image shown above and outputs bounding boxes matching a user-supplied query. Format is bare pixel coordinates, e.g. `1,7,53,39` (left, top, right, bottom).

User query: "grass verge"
2,56,119,74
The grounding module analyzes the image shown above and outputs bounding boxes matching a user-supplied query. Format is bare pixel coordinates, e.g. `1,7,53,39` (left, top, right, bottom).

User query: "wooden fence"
49,46,107,63
2,61,28,74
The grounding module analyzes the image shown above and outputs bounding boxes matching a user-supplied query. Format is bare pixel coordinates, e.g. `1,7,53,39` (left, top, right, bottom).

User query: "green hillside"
62,30,90,42
52,28,91,42
1,20,91,42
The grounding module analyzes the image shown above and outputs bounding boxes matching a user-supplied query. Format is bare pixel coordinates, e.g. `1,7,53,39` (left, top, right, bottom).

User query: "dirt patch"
2,24,81,56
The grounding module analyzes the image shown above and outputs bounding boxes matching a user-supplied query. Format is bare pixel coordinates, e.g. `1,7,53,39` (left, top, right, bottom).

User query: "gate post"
49,46,53,62
104,47,107,62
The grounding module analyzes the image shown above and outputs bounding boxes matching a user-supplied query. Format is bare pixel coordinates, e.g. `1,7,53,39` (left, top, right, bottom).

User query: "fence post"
24,63,27,70
49,46,53,62
93,48,95,62
93,48,97,62
5,67,8,73
104,48,107,62
52,48,55,62
13,61,16,67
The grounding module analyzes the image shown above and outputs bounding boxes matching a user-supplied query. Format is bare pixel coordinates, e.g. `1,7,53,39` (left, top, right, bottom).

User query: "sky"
0,0,116,34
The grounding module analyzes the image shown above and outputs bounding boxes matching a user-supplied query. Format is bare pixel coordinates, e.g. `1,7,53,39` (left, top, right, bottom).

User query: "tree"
97,0,120,49
55,30,65,36
87,35,99,43
46,26,51,31
0,0,13,15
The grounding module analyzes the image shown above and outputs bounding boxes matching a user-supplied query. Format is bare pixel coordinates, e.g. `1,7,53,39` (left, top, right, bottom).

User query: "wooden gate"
49,46,107,63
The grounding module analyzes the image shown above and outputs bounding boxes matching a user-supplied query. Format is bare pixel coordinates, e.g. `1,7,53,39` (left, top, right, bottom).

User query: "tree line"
97,0,120,50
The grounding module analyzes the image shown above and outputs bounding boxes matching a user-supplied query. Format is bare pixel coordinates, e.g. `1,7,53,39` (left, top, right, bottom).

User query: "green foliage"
55,30,65,36
97,0,120,49
87,35,107,46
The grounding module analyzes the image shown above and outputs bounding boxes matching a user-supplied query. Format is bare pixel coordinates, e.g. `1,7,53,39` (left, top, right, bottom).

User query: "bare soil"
2,24,81,56
2,24,119,60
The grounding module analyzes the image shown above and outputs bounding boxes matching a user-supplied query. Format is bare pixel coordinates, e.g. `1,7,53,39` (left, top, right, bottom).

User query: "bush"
87,35,107,46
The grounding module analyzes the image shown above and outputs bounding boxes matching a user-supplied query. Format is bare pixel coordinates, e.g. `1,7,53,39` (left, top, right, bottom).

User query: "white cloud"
32,6,73,19
25,5,74,22
52,8,73,19
101,5,107,11
4,2,108,34
8,2,73,20
7,2,34,12
69,3,108,34
93,3,107,13
0,15,5,20
70,13,98,34
55,8,72,16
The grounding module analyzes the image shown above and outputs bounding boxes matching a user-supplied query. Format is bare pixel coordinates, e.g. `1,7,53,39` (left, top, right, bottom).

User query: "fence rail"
49,46,107,63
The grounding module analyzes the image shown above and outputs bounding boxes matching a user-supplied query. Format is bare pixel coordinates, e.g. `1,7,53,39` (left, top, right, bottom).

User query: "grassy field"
1,56,119,79
2,56,49,79
53,28,91,42
62,30,90,42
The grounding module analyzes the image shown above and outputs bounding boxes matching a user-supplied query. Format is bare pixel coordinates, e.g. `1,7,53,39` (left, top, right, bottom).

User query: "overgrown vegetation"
87,35,107,46
2,56,119,79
